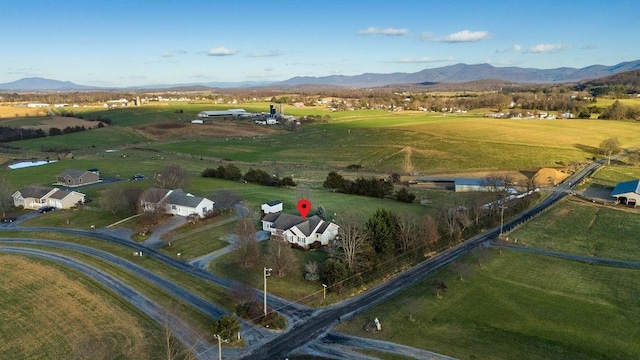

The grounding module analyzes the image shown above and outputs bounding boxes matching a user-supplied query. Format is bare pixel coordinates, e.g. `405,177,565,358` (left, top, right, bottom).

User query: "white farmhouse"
261,213,339,248
141,188,214,218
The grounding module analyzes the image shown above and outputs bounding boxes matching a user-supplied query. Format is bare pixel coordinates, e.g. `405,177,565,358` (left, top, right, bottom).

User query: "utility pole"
213,334,228,360
499,205,507,237
263,267,272,317
322,283,327,300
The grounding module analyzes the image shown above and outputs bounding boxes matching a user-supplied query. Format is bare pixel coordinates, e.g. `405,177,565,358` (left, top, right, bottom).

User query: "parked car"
38,206,55,213
131,174,146,180
2,217,17,223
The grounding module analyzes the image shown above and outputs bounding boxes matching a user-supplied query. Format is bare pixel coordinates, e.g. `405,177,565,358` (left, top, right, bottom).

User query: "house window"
297,236,306,244
202,207,207,213
171,205,177,210
286,234,293,242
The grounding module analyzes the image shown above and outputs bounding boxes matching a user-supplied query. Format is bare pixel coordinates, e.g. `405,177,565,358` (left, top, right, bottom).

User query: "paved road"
316,332,457,360
489,241,640,268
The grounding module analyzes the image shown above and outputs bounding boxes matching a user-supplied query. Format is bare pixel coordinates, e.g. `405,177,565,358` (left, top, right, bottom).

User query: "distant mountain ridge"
2,60,640,90
0,77,95,90
280,61,640,87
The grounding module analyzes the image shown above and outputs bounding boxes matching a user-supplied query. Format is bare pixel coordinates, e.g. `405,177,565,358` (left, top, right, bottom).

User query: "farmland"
337,249,640,360
2,98,640,359
0,255,162,359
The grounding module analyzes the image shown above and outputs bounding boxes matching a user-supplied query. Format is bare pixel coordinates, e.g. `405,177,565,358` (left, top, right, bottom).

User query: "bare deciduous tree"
600,137,621,165
153,165,188,189
451,260,474,281
0,178,13,218
211,189,241,214
422,214,439,251
233,217,259,268
100,186,129,214
467,193,487,226
139,188,168,224
334,213,368,271
396,211,419,253
435,204,460,243
266,239,297,277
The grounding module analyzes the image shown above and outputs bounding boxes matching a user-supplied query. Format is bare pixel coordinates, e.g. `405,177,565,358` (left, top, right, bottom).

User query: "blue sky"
1,0,639,87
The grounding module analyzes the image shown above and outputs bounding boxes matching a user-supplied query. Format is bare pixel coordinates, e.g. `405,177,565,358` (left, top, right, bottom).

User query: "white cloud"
496,44,522,53
161,50,188,58
420,32,433,41
248,50,283,58
393,57,454,64
526,43,569,53
207,46,238,56
581,44,596,50
358,27,409,36
440,30,491,43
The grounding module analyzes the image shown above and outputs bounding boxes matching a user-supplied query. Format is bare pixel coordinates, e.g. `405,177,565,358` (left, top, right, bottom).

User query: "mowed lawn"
8,126,147,151
508,199,640,262
155,115,640,174
0,255,162,360
337,250,640,360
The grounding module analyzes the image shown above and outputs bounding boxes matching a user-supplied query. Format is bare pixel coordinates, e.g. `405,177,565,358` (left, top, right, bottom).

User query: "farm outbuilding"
261,200,283,214
610,179,640,207
197,109,248,119
55,169,101,187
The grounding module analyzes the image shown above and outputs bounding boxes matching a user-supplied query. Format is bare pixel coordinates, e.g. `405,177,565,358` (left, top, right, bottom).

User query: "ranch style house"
261,211,339,248
55,169,101,187
13,185,86,210
141,188,214,218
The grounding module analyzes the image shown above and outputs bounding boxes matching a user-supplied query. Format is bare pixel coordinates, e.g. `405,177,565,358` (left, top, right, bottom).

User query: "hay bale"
532,168,570,186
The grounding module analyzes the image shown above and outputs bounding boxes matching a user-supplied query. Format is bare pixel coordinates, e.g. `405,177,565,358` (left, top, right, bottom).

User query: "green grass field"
8,126,147,151
337,249,640,360
154,114,640,174
507,198,640,262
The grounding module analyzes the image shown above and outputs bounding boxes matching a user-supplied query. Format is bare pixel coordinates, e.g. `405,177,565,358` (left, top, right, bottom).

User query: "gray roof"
262,212,281,222
263,213,334,237
316,221,331,234
611,180,640,196
48,189,73,200
19,185,54,198
271,213,306,231
266,200,282,206
294,216,323,237
417,177,455,182
167,189,209,208
57,169,87,179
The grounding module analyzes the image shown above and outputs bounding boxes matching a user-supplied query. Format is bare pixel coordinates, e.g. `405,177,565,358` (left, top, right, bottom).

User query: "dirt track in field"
22,116,103,130
133,120,285,140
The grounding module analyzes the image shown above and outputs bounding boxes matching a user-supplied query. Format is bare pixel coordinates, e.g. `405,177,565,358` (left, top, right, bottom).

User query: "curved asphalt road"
489,241,640,268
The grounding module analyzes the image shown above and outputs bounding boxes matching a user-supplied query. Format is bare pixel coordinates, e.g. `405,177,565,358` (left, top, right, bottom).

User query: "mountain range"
2,60,640,91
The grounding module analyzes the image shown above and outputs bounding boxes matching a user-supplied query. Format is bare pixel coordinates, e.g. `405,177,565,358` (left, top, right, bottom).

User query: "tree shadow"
573,143,601,156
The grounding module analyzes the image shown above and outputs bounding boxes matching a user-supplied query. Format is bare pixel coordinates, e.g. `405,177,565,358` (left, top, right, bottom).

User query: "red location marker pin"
297,199,311,219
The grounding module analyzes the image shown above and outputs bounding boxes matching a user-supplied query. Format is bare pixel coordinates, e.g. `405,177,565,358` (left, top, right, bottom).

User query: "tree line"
323,171,415,203
202,164,296,187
